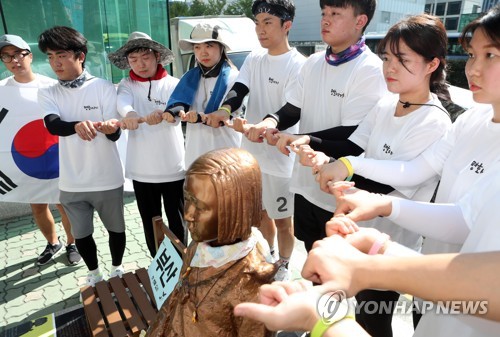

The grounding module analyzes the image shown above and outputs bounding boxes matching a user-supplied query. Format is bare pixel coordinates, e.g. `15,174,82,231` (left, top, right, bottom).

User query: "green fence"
0,0,170,83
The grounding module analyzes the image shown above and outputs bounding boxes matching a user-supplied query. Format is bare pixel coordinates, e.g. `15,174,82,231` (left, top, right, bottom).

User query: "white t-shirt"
349,95,451,249
237,48,306,178
288,49,387,211
184,67,242,168
38,77,124,192
0,74,56,88
117,75,185,183
413,163,500,337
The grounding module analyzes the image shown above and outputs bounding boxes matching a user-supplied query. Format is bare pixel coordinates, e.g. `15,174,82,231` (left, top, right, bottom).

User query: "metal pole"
0,0,8,34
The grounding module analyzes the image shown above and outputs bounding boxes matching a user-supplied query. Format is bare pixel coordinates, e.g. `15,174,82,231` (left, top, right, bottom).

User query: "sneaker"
66,244,82,266
109,265,125,279
274,261,290,282
36,240,63,265
86,272,106,287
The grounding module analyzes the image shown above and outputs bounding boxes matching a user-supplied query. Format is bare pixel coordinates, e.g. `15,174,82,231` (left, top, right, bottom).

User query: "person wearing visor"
0,34,82,267
162,23,242,168
108,32,186,258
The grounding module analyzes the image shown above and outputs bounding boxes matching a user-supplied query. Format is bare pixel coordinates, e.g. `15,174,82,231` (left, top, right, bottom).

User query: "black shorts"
293,194,333,252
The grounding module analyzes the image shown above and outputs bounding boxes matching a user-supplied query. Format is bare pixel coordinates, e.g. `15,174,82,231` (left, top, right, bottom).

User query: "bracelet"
368,233,390,255
219,106,231,117
337,157,354,181
311,314,355,337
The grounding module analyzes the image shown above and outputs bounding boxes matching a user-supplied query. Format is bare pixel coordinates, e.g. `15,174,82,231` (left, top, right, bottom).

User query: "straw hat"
179,23,232,52
108,32,174,70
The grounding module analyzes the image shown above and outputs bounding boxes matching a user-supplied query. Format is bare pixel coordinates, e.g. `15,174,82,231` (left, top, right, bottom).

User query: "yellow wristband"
337,157,354,181
219,106,231,117
311,314,355,337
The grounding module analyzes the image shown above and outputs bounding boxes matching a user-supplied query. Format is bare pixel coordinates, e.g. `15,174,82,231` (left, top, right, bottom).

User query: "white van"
170,15,261,78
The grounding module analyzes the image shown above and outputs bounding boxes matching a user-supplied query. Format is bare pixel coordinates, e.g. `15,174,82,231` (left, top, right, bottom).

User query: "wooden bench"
80,268,157,337
81,217,186,337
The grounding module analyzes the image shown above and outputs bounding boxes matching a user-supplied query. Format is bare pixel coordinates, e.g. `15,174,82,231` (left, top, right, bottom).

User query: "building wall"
425,0,483,31
482,0,499,11
289,0,426,51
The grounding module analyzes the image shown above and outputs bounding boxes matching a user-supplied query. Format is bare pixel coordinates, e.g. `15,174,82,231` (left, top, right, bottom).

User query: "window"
0,0,170,84
435,3,446,16
447,1,462,15
424,4,432,14
445,17,459,31
381,11,391,24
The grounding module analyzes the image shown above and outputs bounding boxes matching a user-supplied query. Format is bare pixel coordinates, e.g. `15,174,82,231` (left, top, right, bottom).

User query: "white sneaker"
109,265,124,278
86,272,106,287
274,263,290,282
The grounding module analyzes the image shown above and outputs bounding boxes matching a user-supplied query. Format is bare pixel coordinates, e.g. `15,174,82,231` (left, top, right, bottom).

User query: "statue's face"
184,174,218,243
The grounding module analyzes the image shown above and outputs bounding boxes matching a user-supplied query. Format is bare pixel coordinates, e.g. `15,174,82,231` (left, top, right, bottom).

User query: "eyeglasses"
0,51,31,63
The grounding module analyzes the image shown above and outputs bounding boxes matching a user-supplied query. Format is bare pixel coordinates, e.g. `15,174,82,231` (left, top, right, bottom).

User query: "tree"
169,1,190,18
189,0,209,16
224,0,253,18
205,0,227,15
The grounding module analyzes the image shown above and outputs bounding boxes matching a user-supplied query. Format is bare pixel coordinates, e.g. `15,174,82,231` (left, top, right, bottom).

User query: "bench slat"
135,268,157,309
81,285,111,337
95,280,130,337
123,273,157,326
109,277,147,333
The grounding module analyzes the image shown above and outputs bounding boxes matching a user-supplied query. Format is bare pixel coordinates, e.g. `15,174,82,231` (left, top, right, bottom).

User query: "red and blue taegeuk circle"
11,119,59,179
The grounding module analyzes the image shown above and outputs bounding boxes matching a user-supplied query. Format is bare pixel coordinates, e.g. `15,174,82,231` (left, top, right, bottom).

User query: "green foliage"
168,0,253,18
169,1,190,18
188,0,208,16
447,59,468,89
205,0,227,15
224,0,254,18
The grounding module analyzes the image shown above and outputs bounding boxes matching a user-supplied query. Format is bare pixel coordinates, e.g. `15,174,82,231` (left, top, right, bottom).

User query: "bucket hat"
108,31,174,70
179,23,232,52
0,34,30,51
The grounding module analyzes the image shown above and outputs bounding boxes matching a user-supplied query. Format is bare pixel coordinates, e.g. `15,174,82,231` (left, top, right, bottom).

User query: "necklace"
190,258,242,323
398,99,450,116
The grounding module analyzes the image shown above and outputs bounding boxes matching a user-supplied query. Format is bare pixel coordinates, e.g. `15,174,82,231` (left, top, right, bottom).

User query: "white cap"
0,34,31,52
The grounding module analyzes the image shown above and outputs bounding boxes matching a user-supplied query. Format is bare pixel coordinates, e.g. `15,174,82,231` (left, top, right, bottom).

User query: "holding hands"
329,181,393,222
316,160,351,192
296,145,330,168
143,109,163,125
120,111,143,130
234,281,322,332
97,118,120,134
75,120,99,141
275,133,309,156
75,119,120,141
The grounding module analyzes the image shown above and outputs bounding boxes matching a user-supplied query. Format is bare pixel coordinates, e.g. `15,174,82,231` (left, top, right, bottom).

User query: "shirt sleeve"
116,80,135,117
387,198,469,244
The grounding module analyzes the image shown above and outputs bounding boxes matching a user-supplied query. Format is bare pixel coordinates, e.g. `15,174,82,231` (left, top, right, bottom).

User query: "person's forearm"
347,155,438,187
266,102,301,130
105,128,121,142
389,198,469,244
364,253,500,321
44,114,78,136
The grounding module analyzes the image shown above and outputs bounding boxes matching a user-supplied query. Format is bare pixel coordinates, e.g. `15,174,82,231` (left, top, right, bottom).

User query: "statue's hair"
186,148,262,244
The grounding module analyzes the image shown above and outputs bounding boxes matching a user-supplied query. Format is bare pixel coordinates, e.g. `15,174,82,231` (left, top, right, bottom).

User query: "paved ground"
0,194,414,336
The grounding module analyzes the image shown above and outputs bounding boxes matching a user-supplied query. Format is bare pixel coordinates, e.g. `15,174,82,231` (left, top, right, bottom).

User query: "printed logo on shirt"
382,144,393,155
153,98,166,106
330,89,345,98
83,105,98,111
469,160,484,174
268,77,279,85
